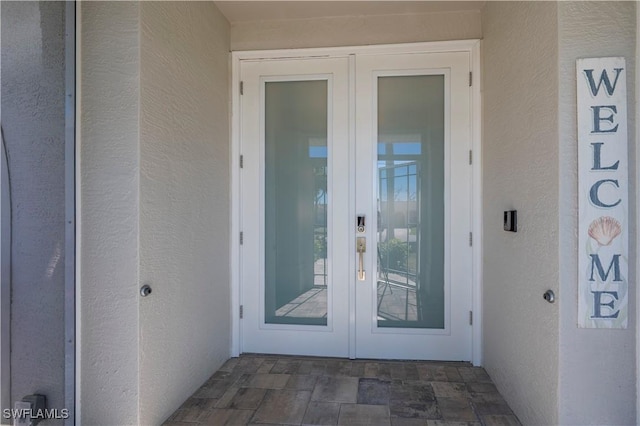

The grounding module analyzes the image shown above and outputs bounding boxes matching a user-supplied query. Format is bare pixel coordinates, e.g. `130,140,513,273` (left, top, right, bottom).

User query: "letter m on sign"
589,254,622,282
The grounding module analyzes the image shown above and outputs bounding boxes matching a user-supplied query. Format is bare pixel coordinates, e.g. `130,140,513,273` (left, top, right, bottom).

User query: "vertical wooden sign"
577,57,628,328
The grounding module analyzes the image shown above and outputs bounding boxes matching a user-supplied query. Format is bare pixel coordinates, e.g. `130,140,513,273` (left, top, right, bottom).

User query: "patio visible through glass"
377,75,445,329
264,80,328,325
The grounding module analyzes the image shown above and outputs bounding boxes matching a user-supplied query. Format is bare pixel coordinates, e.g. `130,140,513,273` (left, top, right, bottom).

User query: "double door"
240,50,472,360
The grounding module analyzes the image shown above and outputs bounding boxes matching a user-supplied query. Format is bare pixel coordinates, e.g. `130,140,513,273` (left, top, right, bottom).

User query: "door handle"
357,237,366,281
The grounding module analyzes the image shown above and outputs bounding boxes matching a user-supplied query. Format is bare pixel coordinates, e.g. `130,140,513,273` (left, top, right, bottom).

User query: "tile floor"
163,354,520,426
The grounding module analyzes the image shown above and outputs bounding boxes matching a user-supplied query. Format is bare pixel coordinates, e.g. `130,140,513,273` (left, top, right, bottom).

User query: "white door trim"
471,42,483,367
347,53,357,359
230,40,483,365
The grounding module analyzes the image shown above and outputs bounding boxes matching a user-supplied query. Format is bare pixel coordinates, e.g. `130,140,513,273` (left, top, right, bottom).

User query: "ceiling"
214,1,486,23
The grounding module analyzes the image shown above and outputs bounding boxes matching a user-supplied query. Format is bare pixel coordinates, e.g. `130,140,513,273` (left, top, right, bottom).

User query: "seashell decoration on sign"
588,216,622,246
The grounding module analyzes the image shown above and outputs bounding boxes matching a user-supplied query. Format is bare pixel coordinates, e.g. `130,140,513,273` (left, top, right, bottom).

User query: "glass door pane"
264,80,328,325
376,75,445,329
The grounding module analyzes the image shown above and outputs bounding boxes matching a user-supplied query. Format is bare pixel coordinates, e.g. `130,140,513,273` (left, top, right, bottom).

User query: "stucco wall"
1,0,66,420
139,2,230,424
230,10,481,51
80,2,141,423
80,1,231,423
558,2,637,424
481,3,560,425
637,5,640,422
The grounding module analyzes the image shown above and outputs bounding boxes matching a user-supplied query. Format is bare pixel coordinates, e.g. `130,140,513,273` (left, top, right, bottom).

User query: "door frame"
230,40,483,365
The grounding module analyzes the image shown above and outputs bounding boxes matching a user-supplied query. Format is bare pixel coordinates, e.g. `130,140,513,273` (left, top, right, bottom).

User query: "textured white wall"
80,1,231,423
79,2,141,424
558,2,636,424
1,1,66,418
230,10,481,51
481,3,560,425
139,2,230,424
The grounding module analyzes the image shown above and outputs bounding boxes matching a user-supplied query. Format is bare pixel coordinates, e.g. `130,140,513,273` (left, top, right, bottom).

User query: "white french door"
239,48,473,361
240,57,351,357
354,52,472,360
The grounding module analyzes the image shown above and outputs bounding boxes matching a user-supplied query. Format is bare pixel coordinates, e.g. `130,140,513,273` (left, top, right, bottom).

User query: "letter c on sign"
589,179,621,208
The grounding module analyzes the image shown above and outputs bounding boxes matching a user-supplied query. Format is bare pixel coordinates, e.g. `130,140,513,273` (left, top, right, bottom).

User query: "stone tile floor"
163,354,520,426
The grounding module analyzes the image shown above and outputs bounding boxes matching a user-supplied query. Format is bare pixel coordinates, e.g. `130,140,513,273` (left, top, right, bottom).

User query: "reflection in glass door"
376,75,445,329
264,80,329,325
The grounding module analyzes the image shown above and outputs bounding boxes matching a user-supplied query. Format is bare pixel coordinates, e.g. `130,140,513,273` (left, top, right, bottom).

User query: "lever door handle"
357,237,366,281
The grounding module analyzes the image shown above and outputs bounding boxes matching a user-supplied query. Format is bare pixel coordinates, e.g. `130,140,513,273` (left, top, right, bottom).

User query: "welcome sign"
577,57,628,328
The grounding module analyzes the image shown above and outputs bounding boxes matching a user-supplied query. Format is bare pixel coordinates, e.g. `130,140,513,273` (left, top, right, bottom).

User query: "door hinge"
240,155,244,168
469,232,473,246
240,231,244,245
469,72,473,87
240,81,244,95
469,150,473,165
240,305,244,319
469,311,473,325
